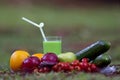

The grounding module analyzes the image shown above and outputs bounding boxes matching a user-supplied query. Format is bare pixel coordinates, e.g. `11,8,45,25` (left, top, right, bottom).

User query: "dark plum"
39,53,59,67
22,56,40,73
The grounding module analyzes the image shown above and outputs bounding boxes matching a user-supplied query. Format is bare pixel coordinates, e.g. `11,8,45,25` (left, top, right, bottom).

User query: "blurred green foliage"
0,4,120,79
0,5,120,27
0,5,120,66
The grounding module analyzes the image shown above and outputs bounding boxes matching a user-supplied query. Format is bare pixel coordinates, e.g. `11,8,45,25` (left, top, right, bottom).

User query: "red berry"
39,67,51,73
57,62,64,67
79,62,84,69
52,64,59,72
52,60,98,73
83,63,89,71
86,67,92,72
64,63,70,69
81,58,89,63
52,63,64,72
39,68,45,73
44,67,51,72
74,66,81,71
69,66,74,71
90,64,97,72
74,60,80,64
57,67,62,72
71,60,79,67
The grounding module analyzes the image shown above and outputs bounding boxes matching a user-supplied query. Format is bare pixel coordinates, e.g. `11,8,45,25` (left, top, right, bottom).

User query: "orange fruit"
10,50,30,72
32,53,44,60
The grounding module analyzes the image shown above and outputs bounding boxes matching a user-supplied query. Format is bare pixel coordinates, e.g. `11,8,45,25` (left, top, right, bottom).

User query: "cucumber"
75,40,111,61
92,54,111,68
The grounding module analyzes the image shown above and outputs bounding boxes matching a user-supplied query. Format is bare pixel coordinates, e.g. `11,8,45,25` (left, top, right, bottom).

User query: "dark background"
0,0,120,66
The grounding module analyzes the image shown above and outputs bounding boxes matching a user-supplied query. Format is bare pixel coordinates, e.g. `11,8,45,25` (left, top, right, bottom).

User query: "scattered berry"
81,58,89,63
21,57,98,73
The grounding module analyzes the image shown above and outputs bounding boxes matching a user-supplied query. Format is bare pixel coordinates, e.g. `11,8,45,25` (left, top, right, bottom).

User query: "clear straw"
22,17,47,41
39,23,47,41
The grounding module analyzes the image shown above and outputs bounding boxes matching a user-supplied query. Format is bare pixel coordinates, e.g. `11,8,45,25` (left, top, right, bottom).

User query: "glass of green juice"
43,36,62,55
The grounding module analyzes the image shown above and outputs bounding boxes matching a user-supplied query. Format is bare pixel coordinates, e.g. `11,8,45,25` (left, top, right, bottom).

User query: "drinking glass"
43,36,62,55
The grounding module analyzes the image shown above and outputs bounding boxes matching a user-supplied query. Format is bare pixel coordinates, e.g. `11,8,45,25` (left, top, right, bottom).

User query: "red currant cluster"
38,67,51,73
36,58,98,73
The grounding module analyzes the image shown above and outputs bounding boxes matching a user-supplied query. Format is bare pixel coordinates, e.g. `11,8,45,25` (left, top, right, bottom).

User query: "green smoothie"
43,41,61,55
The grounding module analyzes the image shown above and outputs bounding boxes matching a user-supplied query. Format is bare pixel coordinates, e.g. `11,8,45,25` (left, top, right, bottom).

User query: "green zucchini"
92,54,111,68
75,40,111,61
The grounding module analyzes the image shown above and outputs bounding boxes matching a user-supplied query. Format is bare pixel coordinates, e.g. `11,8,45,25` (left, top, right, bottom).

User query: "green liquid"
43,41,61,55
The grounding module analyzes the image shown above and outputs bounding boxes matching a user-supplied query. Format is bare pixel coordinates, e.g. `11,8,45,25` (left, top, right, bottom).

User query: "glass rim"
43,36,62,41
46,36,61,38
